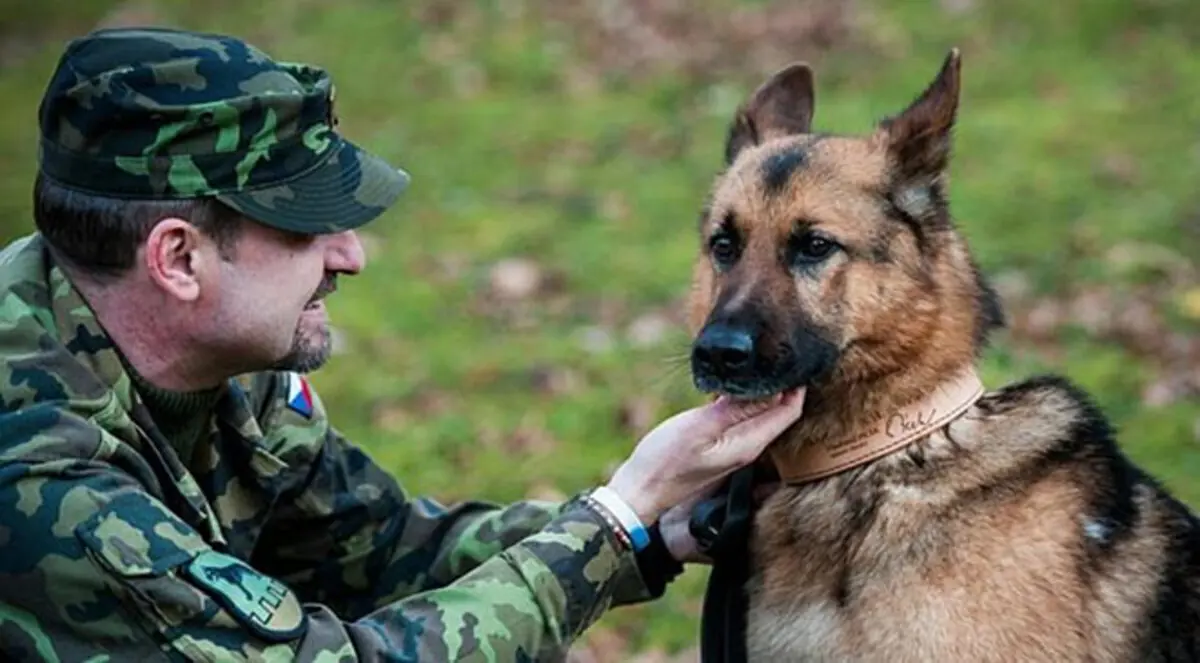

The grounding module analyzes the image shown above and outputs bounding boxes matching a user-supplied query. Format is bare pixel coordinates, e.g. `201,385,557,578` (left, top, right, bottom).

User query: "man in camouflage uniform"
0,26,807,662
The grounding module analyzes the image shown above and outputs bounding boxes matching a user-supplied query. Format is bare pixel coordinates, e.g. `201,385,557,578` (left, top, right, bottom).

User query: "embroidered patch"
326,83,339,128
184,550,307,642
286,372,314,418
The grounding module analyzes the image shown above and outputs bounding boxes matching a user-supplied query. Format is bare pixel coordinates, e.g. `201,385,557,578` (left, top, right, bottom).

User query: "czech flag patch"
286,373,314,418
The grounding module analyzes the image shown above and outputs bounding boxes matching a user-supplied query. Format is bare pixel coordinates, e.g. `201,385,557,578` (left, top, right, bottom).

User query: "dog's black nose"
693,324,755,374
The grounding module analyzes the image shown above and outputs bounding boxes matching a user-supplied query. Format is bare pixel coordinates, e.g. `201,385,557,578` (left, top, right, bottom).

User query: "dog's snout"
693,324,756,373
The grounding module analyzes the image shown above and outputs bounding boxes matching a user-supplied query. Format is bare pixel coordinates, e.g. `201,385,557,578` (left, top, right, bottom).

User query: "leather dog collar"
766,368,986,485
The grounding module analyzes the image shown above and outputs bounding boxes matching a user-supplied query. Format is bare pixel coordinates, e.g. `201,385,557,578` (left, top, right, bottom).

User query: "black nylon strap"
690,465,757,663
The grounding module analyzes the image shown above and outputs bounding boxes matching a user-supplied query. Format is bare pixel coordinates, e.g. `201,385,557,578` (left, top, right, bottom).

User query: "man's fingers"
711,393,785,424
680,391,789,442
716,387,807,459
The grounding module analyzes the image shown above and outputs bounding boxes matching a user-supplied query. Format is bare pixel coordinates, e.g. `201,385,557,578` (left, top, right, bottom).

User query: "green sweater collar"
123,359,223,466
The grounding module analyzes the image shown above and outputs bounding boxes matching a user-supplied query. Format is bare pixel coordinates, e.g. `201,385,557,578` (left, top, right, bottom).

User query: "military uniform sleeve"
0,405,646,662
249,372,670,621
414,497,682,608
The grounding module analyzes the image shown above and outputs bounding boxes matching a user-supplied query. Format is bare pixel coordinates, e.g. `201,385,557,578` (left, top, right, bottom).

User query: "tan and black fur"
686,49,1200,662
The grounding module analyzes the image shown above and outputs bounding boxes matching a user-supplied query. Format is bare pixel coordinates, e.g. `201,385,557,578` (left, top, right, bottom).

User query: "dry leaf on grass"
576,326,617,354
1141,372,1198,408
627,312,675,348
1094,151,1141,187
669,648,702,663
1012,297,1066,342
625,648,672,663
370,388,458,432
566,625,632,663
527,365,586,397
539,0,866,84
1180,287,1200,321
503,421,560,456
991,269,1034,305
940,0,976,15
1008,279,1199,370
618,398,660,437
95,2,163,29
370,402,412,433
526,481,567,502
489,258,546,301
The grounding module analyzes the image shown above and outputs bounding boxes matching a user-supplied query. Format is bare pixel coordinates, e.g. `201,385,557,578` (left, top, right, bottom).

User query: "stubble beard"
271,316,332,374
272,274,337,374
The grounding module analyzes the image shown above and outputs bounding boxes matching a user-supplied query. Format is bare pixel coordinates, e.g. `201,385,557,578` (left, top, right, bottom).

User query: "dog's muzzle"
693,322,756,379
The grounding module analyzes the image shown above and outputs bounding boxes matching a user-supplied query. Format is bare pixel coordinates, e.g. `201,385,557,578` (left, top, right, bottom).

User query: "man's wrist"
587,485,652,552
603,469,661,525
562,488,645,554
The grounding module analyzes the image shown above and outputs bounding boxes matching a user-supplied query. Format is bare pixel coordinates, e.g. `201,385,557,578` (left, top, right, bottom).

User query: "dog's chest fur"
741,377,1188,663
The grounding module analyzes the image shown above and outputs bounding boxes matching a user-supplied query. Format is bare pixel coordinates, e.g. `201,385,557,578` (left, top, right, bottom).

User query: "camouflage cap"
36,26,411,234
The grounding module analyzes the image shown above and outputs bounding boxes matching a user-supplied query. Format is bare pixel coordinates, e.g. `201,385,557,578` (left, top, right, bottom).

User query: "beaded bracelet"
583,492,634,552
586,486,651,552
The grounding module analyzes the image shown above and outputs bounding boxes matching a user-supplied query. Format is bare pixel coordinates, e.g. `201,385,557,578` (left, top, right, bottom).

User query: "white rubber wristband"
590,485,651,552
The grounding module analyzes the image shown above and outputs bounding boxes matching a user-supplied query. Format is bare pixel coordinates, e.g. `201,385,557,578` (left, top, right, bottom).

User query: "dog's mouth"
693,366,808,401
690,324,839,400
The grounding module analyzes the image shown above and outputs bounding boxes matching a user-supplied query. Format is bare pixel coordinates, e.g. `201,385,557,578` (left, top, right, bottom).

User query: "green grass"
2,0,1198,656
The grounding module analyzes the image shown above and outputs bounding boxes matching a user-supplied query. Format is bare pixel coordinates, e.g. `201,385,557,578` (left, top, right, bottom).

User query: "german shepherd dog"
686,49,1200,661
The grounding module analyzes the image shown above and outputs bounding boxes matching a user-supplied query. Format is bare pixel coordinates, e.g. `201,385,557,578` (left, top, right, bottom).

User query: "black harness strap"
689,465,758,663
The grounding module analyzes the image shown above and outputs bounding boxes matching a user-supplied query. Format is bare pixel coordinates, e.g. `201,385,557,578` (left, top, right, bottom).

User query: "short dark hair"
32,172,245,278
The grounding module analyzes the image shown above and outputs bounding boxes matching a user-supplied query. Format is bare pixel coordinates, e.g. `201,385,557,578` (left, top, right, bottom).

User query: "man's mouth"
304,276,337,311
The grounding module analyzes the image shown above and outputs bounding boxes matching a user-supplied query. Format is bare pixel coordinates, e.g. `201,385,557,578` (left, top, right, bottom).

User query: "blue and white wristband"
587,485,651,552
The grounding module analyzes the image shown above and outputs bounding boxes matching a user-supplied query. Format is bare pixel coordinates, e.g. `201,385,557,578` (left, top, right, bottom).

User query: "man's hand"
605,389,806,529
657,490,714,564
656,479,785,564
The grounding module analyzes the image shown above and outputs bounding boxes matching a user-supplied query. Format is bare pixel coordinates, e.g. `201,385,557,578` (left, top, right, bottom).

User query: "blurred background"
2,0,1198,659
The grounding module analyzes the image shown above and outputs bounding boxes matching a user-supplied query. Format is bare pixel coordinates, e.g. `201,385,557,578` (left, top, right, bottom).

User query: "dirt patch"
537,0,868,85
998,248,1200,408
0,0,133,70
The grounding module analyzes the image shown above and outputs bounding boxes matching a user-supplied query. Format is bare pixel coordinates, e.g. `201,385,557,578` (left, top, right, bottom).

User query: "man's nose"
326,230,366,274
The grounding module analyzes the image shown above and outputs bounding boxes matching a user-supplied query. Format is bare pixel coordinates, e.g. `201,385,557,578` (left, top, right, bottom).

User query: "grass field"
2,0,1198,658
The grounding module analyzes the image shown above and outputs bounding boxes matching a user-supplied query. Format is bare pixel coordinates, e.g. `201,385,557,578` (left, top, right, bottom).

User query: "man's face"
203,222,366,376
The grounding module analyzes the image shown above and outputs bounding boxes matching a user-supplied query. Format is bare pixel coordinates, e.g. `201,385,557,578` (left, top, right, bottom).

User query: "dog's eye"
709,233,740,267
791,232,838,265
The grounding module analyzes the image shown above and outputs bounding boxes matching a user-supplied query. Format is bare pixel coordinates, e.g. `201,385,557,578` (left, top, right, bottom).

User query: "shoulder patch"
285,372,314,419
184,550,307,642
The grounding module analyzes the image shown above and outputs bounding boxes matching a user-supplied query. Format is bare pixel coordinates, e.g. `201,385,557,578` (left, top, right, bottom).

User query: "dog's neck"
766,361,985,484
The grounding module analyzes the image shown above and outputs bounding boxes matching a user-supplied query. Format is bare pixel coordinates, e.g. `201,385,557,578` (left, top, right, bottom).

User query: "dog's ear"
875,48,961,217
724,63,815,165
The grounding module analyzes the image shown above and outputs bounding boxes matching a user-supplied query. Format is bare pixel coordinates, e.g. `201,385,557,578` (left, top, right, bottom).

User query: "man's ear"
724,62,816,165
144,219,204,302
874,48,962,219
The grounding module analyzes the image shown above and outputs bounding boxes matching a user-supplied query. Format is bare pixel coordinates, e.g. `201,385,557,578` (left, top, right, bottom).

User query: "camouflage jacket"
0,233,677,662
